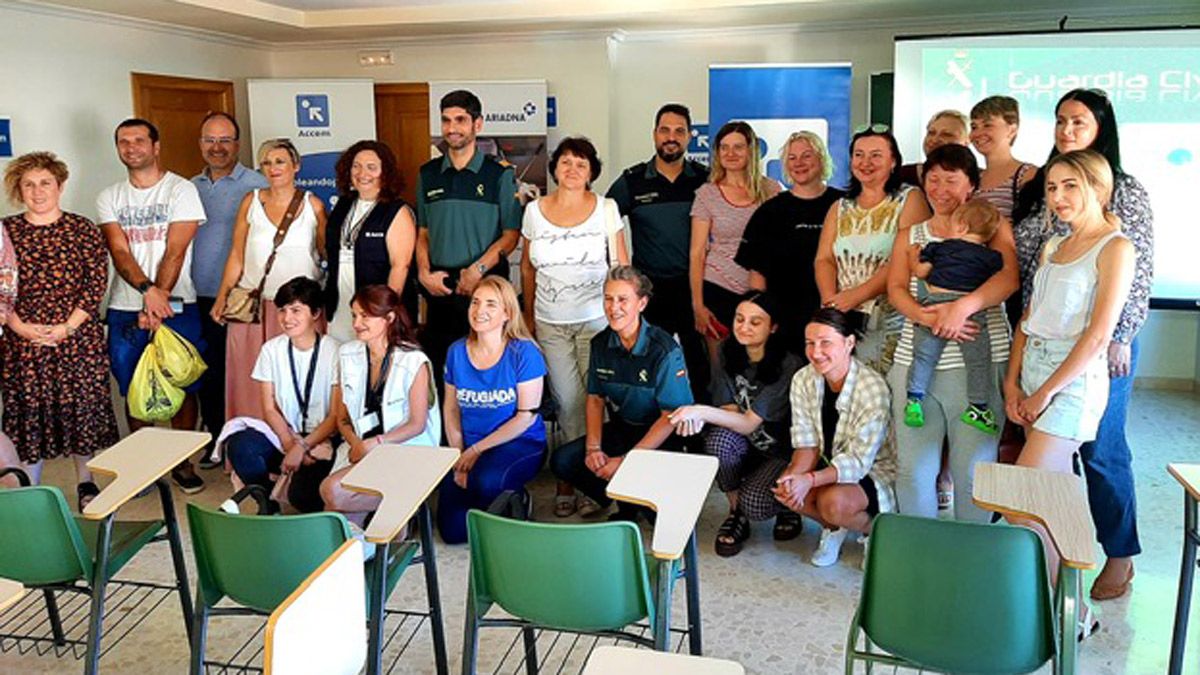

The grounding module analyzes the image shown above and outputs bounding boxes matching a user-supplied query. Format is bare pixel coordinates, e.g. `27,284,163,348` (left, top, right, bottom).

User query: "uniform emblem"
639,369,648,382
476,184,485,197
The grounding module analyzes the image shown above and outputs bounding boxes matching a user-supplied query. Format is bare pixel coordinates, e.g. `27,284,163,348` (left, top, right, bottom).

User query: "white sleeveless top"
1024,231,1125,342
239,189,323,298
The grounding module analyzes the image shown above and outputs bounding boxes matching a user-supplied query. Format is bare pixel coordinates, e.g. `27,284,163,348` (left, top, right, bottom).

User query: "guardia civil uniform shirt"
587,319,693,425
605,158,708,280
416,151,521,269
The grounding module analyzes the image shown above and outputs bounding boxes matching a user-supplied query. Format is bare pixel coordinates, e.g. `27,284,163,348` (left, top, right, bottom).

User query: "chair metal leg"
461,584,479,675
683,532,702,655
42,588,66,646
84,515,114,675
188,601,209,675
1057,565,1080,675
158,479,195,638
366,541,389,675
653,559,672,650
1170,492,1199,675
521,626,539,675
419,503,450,675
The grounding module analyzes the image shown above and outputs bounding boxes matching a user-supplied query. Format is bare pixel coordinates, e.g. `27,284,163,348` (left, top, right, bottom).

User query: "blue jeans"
1079,337,1140,558
436,436,544,544
225,428,331,514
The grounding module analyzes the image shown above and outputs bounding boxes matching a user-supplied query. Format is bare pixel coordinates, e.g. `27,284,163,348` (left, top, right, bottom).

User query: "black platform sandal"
773,511,803,541
77,481,100,512
715,511,751,557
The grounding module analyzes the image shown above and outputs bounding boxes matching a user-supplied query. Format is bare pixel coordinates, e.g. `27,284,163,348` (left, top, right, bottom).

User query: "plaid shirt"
789,357,897,513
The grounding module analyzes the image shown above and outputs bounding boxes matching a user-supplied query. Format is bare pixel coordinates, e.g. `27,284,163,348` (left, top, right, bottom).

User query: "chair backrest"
859,514,1055,674
186,504,351,613
466,510,655,632
0,486,90,585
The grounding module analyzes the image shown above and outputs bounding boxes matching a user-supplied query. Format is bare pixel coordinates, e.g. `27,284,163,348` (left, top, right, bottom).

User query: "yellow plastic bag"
128,344,185,422
153,325,207,388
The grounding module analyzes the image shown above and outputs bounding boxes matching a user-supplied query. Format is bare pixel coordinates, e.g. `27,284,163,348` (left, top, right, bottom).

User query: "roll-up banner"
428,80,549,196
247,79,377,210
708,64,853,188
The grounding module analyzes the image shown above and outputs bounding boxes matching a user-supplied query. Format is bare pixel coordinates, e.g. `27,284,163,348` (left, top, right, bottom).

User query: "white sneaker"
860,535,870,571
811,527,848,567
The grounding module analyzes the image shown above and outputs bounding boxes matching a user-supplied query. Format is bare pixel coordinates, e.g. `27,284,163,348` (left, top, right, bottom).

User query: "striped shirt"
893,221,1012,370
790,357,896,514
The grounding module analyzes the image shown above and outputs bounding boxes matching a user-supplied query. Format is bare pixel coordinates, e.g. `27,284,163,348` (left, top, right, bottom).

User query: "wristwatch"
136,280,153,294
475,262,487,274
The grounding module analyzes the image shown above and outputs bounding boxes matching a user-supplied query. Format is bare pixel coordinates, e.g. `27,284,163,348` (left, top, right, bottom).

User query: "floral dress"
832,185,915,374
1,213,119,462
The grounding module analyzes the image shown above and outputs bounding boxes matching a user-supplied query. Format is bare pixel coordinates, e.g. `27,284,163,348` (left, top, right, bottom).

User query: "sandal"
715,511,751,557
773,511,803,541
554,494,578,518
77,481,100,512
578,496,605,518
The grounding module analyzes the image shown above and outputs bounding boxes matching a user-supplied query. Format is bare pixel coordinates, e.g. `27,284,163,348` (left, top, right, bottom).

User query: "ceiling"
17,0,1200,45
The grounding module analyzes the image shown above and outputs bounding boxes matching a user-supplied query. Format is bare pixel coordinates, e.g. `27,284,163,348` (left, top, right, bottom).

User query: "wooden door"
131,73,235,178
374,83,430,206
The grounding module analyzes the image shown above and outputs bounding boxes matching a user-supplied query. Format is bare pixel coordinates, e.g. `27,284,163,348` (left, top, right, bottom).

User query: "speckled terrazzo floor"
2,388,1197,674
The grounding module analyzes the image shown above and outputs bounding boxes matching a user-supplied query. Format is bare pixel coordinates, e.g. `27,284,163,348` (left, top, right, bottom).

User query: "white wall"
0,5,271,217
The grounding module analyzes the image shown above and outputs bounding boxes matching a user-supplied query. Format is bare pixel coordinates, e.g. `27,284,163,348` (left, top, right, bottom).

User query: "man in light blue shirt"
191,112,268,458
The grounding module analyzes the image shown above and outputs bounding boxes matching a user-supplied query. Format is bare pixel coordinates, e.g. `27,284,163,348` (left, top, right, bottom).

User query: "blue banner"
0,118,11,158
709,64,852,188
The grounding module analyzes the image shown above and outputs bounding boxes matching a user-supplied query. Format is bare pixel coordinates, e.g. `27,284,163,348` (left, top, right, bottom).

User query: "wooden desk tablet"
972,461,1095,569
608,449,718,653
265,540,366,675
341,444,459,675
607,449,718,560
583,645,744,674
84,428,210,520
342,444,459,543
1168,463,1200,675
0,578,25,613
972,461,1095,675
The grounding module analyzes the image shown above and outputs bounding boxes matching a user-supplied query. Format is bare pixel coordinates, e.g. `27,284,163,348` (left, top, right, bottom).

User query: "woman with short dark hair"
969,96,1036,220
324,140,416,342
520,136,629,517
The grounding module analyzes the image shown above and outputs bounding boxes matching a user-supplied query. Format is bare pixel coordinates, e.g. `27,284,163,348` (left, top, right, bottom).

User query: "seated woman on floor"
437,276,547,544
319,284,441,526
668,292,803,556
221,276,340,513
774,308,897,568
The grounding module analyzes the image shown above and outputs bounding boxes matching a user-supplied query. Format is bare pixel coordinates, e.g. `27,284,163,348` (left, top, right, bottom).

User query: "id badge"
356,412,381,434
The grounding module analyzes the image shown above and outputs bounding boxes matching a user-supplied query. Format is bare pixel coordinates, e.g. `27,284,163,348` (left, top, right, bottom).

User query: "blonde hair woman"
1005,149,1134,623
736,130,845,355
437,276,547,543
690,121,781,370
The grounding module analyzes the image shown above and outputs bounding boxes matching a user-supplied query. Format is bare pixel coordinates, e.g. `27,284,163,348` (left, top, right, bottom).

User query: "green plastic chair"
0,484,164,663
462,510,667,675
845,513,1057,674
186,503,416,674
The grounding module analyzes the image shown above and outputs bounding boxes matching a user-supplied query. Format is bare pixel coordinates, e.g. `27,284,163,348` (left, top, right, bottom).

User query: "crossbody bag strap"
253,188,307,301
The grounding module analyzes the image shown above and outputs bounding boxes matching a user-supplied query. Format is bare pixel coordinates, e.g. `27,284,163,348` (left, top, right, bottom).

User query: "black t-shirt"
711,351,803,456
734,188,844,352
819,380,839,465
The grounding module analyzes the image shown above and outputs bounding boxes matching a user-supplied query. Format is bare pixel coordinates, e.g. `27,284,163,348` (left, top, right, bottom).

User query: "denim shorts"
1020,336,1108,442
107,304,207,396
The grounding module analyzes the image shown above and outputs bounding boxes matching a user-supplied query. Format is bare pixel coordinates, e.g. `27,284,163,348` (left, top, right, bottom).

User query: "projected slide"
895,29,1200,306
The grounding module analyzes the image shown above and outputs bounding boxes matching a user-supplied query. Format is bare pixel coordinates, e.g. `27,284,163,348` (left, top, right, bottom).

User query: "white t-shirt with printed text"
521,195,623,324
96,171,206,311
251,334,340,435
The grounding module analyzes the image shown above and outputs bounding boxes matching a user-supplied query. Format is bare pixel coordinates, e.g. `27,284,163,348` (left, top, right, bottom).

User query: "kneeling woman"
438,277,547,544
774,308,897,567
320,285,441,526
222,277,340,512
668,292,803,556
551,265,693,521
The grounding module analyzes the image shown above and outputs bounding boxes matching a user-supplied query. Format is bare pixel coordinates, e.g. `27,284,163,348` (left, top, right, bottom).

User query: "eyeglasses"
200,137,236,145
853,123,891,134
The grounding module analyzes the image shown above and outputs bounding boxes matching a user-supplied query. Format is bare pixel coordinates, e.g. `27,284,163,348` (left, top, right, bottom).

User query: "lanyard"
288,337,322,432
366,347,392,399
342,198,377,249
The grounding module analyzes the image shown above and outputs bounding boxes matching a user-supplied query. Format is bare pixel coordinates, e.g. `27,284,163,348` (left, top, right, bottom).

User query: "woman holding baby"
886,143,1019,522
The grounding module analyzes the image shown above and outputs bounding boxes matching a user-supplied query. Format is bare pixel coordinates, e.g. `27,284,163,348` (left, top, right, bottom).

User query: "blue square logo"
296,94,330,128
